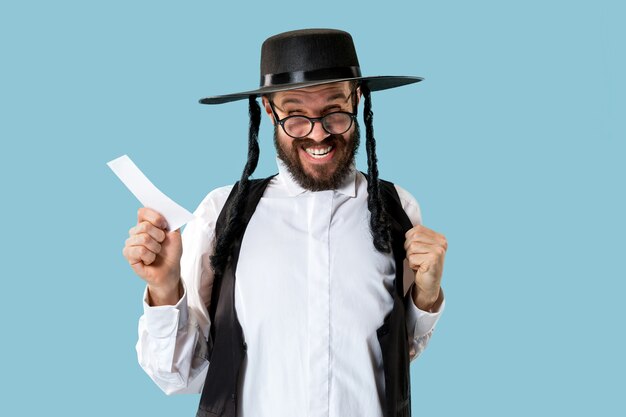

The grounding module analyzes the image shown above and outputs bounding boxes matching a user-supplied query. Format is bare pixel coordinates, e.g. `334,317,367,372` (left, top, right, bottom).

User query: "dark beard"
274,122,361,191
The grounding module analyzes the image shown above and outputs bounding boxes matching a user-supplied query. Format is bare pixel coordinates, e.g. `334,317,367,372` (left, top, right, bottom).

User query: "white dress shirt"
136,159,445,417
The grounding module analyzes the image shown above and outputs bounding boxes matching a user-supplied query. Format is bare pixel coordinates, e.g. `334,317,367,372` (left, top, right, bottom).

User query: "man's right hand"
123,207,183,306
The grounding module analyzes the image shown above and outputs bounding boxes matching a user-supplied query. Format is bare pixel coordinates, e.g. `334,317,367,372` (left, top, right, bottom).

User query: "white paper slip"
107,155,195,231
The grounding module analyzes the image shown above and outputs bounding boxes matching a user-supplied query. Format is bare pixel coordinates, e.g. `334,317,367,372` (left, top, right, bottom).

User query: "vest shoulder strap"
361,175,415,417
215,176,277,238
362,174,414,295
199,176,277,417
208,175,276,344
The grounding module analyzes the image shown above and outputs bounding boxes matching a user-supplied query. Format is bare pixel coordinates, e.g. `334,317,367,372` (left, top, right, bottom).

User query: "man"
123,29,447,417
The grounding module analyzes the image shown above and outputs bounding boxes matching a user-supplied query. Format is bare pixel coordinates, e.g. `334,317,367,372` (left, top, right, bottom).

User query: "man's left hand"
404,224,447,312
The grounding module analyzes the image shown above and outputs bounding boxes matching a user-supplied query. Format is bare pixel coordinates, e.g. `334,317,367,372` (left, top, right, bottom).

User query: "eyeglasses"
268,94,358,139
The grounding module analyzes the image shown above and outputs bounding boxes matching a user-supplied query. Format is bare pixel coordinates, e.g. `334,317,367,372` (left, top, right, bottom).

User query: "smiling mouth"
304,145,334,159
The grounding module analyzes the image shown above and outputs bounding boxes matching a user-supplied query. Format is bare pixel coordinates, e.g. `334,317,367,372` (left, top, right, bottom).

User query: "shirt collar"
276,157,357,198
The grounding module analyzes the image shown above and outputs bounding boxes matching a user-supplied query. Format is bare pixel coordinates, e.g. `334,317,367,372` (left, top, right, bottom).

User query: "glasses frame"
268,89,359,139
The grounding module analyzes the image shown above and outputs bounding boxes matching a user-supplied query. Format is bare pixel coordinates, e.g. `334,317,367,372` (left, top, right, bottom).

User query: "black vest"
196,175,414,417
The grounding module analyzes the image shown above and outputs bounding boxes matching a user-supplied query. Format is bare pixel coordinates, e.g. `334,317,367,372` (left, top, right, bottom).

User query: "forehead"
272,82,352,106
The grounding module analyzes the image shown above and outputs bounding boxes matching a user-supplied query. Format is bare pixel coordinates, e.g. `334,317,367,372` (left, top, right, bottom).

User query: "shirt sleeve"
394,184,446,362
135,185,233,394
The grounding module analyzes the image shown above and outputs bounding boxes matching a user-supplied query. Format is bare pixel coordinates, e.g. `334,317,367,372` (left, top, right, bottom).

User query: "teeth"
305,146,333,158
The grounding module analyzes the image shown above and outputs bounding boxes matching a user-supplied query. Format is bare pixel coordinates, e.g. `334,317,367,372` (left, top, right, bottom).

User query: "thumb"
164,225,181,235
130,260,146,277
166,228,182,242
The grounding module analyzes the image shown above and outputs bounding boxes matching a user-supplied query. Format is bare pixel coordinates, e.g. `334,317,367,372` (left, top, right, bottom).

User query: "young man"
123,29,447,417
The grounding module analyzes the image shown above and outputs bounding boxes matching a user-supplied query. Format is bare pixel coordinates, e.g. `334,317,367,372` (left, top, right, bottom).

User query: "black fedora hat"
199,28,423,105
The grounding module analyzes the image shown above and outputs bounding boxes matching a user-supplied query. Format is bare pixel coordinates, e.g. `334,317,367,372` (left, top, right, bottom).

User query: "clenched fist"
123,207,183,306
404,224,447,312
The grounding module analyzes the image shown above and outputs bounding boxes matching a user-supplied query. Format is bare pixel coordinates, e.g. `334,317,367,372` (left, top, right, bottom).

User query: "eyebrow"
279,92,349,107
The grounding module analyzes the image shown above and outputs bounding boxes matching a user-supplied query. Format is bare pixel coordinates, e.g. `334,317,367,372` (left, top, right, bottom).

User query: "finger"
123,245,157,265
132,221,167,243
405,226,447,250
404,232,444,252
405,224,439,241
123,245,143,265
405,241,437,256
137,207,169,230
129,260,146,277
125,233,162,254
406,253,438,274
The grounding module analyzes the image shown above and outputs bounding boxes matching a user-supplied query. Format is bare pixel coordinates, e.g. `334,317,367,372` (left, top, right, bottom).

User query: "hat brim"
198,76,423,105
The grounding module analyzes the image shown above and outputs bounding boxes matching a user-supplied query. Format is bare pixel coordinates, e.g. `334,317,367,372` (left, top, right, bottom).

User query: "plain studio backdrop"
1,1,624,415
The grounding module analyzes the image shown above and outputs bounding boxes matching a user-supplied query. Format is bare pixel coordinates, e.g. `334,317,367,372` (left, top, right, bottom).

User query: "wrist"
147,279,182,306
412,285,442,312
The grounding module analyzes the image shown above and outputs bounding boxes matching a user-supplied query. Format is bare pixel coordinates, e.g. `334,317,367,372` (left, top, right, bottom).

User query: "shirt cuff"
405,287,445,339
142,281,190,337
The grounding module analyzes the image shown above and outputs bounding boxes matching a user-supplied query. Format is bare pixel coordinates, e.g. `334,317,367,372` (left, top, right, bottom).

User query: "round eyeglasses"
269,101,357,139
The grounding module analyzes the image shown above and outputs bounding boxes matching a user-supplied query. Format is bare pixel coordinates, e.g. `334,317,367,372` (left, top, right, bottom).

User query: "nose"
308,120,331,142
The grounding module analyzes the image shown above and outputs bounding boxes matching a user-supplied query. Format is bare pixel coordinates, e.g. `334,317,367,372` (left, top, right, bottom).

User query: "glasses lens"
283,116,313,138
322,112,353,134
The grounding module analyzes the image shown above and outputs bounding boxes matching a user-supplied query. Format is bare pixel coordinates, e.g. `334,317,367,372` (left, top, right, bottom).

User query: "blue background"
1,0,624,415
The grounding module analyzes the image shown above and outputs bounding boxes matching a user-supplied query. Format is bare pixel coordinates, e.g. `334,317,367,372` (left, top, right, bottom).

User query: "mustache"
291,134,345,148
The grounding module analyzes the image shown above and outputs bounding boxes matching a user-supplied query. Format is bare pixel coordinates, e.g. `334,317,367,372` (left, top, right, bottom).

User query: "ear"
261,96,276,125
